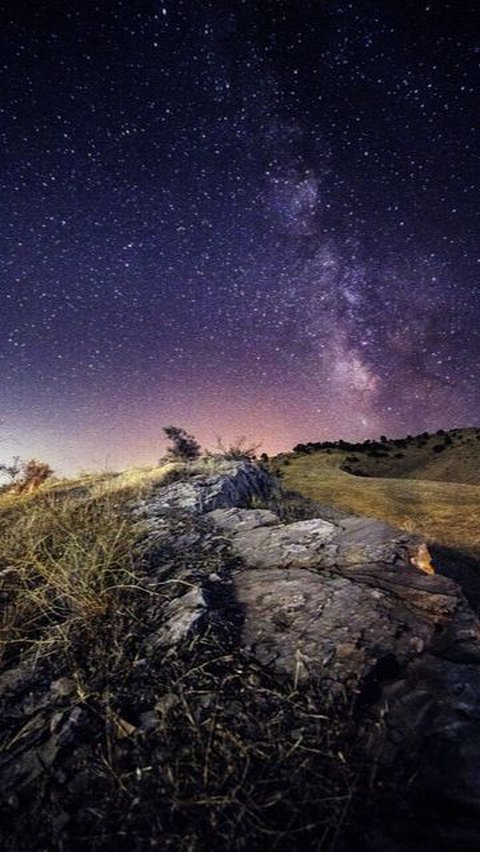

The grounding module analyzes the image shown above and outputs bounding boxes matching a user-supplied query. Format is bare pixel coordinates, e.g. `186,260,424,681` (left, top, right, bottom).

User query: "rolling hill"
275,428,480,553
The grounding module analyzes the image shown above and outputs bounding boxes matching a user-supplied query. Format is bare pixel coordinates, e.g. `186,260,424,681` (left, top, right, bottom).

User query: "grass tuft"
0,483,148,668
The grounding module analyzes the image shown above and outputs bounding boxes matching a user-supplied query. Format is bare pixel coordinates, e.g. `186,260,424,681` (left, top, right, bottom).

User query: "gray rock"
151,587,207,649
138,461,274,517
235,562,467,687
368,655,480,851
201,492,480,847
207,506,280,533
210,509,424,573
230,517,338,569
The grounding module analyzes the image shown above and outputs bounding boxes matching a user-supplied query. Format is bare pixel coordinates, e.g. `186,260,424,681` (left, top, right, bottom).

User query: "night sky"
1,0,478,473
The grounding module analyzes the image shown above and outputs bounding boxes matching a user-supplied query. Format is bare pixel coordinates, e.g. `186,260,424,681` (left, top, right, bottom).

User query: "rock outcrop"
137,460,275,515
1,460,480,851
144,465,480,849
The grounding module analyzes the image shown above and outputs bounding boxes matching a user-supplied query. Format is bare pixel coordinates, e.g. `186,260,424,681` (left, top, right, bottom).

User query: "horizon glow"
1,1,478,475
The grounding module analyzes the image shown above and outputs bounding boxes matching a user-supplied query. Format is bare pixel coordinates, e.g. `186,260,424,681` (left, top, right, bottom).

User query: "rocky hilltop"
1,461,480,851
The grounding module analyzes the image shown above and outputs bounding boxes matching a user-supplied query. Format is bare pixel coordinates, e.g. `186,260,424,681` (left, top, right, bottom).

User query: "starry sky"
0,0,478,474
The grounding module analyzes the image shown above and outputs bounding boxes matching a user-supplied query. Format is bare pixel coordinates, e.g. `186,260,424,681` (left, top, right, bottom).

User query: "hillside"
276,428,480,553
292,427,480,484
2,459,480,851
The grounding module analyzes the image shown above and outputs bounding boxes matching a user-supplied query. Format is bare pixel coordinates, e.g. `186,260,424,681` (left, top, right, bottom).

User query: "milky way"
0,0,478,472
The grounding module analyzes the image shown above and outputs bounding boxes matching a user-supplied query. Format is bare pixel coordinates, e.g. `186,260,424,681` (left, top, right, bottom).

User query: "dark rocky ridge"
1,462,480,850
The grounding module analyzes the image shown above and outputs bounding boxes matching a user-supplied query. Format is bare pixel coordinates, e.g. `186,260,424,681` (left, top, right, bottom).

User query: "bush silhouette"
212,436,260,461
162,426,201,462
1,457,53,494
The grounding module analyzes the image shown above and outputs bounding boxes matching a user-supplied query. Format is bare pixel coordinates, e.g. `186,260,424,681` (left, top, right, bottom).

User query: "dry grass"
110,649,363,852
0,456,252,669
0,469,161,667
31,461,183,500
279,450,480,553
37,456,239,502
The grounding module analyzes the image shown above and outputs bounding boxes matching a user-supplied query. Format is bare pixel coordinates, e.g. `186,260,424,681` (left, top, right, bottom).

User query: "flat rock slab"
209,508,425,571
205,499,480,845
231,518,338,569
208,507,279,532
235,564,465,686
152,588,207,649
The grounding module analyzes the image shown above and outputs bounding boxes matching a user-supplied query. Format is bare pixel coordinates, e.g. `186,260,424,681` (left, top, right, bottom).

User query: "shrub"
293,444,307,454
208,436,261,461
0,456,23,488
162,426,201,462
0,457,53,494
17,459,54,493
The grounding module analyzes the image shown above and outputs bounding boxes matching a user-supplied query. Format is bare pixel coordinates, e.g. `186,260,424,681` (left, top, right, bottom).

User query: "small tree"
162,426,201,463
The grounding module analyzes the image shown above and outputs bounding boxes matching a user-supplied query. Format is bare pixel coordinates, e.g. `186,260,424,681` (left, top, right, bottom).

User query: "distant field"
277,447,480,553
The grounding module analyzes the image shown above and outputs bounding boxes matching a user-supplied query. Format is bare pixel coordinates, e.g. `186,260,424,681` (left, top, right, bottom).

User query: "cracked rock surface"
137,460,275,515
205,501,480,850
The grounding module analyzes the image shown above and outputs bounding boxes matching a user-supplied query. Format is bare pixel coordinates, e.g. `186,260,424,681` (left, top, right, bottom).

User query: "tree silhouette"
162,426,201,462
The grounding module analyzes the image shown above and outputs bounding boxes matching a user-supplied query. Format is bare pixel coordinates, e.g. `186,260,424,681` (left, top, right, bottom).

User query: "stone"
150,587,207,649
137,461,274,517
201,491,480,848
207,506,280,533
210,508,429,574
234,563,465,686
228,517,338,569
368,655,480,851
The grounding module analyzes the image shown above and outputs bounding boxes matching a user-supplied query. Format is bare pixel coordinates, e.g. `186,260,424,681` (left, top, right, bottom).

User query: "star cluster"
0,0,478,472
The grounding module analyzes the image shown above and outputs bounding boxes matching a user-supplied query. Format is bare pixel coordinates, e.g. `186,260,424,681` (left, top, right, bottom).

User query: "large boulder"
207,506,480,687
